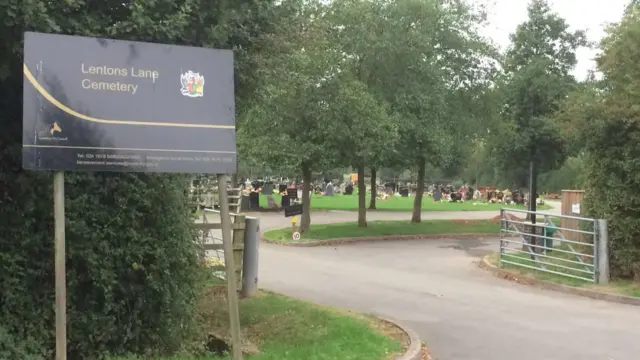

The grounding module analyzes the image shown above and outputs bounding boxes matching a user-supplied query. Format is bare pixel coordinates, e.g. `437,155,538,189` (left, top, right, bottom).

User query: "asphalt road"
251,204,640,360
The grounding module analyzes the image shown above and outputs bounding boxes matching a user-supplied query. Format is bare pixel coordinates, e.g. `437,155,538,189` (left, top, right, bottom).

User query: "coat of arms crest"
180,70,205,97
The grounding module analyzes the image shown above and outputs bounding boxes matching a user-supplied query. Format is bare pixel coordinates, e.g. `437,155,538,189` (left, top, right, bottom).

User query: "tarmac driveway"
255,206,640,360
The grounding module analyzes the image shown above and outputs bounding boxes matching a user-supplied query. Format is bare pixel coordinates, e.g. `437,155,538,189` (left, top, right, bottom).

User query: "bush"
582,122,640,281
0,325,47,360
566,5,640,282
0,166,207,359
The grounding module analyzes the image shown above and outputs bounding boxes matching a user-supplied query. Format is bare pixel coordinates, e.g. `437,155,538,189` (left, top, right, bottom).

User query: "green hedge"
0,167,206,359
583,134,640,280
0,2,210,358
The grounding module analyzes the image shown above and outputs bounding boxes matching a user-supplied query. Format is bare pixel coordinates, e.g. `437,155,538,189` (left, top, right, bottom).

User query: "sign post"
22,32,240,359
53,171,66,360
217,174,242,359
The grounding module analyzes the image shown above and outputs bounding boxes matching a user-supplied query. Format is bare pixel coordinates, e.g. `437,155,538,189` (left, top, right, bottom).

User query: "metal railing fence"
499,208,608,283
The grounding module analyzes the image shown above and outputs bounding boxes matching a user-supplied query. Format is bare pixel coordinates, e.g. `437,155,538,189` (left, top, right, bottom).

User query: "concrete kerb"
480,254,640,307
378,316,423,360
261,232,518,247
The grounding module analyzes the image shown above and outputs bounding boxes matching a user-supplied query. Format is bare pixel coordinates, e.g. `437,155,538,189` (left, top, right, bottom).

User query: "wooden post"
561,190,586,242
291,215,297,234
53,171,67,360
217,174,243,360
232,214,246,290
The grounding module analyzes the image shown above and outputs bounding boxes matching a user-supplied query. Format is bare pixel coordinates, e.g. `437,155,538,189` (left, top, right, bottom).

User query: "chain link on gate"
499,208,600,283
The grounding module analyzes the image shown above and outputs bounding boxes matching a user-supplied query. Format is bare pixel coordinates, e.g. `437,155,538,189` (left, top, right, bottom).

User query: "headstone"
433,189,442,201
465,188,474,201
325,182,334,196
248,192,259,210
262,182,274,195
281,195,291,208
287,188,298,199
399,187,409,197
240,195,251,211
513,191,524,205
345,183,354,195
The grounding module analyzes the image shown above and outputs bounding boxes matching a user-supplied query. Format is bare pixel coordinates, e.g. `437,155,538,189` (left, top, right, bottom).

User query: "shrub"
0,166,207,359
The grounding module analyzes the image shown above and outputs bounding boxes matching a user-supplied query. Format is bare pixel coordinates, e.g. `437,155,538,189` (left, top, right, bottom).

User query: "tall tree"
557,2,640,281
326,75,397,226
498,0,587,219
325,0,399,225
239,0,341,232
379,0,496,223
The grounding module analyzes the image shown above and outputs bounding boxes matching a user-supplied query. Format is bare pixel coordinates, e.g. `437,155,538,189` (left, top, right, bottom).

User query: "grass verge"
258,193,550,212
488,253,640,298
110,288,404,360
264,220,500,242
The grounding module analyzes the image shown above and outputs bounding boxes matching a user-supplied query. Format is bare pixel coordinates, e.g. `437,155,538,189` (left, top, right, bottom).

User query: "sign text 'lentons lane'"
22,32,236,173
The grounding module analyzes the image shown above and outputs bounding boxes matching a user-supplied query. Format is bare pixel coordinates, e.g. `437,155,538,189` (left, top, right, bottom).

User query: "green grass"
258,193,551,212
489,252,640,298
264,219,500,242
109,290,403,360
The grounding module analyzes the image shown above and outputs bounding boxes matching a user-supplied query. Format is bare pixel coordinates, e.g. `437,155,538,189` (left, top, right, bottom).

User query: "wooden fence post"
232,214,246,290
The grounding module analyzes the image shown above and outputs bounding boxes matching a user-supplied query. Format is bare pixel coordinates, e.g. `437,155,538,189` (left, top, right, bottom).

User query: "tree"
498,0,587,218
326,75,397,226
369,0,495,223
558,3,640,281
324,0,400,225
239,0,343,232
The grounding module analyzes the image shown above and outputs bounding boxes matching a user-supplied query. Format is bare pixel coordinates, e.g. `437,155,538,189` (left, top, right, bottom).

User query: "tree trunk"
300,163,312,233
411,157,426,223
369,167,377,210
357,162,367,227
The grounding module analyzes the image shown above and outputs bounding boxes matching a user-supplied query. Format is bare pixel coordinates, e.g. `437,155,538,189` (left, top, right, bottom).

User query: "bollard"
241,217,260,298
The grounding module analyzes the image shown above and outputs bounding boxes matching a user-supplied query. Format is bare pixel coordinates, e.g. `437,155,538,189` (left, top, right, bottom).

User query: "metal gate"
499,208,609,284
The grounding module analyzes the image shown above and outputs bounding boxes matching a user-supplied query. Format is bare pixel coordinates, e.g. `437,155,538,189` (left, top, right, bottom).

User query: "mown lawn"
258,193,550,212
264,219,500,242
109,289,403,360
489,253,640,298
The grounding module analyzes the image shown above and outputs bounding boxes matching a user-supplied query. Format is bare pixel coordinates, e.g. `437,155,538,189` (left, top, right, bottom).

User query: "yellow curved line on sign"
23,64,235,129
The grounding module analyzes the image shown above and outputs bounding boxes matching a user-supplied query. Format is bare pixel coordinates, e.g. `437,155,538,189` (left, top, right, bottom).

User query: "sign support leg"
217,174,243,360
53,171,67,360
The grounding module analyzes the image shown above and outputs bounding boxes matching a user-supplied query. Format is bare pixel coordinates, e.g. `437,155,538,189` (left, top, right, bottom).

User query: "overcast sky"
479,0,629,80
